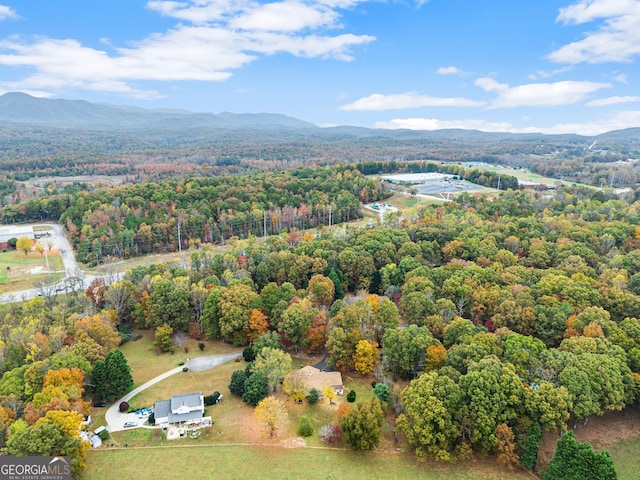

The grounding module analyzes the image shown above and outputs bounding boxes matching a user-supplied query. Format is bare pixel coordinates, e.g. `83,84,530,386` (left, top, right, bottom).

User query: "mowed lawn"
85,446,533,480
0,248,64,291
606,434,640,480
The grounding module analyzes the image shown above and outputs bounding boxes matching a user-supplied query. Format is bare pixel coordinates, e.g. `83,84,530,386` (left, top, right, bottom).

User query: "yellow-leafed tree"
254,396,289,438
354,340,378,375
322,385,337,405
16,236,32,255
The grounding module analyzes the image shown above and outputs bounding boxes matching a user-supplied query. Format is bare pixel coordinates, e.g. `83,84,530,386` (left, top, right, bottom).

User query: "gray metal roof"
154,399,171,420
170,391,203,411
168,409,204,424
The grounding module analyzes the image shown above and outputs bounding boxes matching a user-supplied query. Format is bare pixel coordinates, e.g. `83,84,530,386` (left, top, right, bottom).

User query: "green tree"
251,348,292,392
219,283,262,346
149,278,190,331
373,383,391,404
459,357,524,453
243,372,269,406
381,325,437,379
92,349,133,401
399,291,435,326
543,431,618,480
202,287,222,339
298,416,314,436
525,381,572,432
521,423,542,471
398,371,462,461
229,370,247,397
340,398,385,451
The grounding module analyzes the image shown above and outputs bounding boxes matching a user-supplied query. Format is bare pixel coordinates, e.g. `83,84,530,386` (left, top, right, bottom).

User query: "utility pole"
177,221,182,253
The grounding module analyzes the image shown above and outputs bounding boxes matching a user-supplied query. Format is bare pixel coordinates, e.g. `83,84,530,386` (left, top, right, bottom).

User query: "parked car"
123,421,138,428
92,402,106,408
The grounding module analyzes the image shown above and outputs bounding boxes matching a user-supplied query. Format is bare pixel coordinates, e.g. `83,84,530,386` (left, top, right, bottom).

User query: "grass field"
119,331,240,388
0,249,64,291
85,445,534,480
608,434,640,480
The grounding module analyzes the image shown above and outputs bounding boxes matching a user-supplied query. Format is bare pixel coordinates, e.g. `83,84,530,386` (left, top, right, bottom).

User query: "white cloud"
0,0,375,97
230,1,339,32
613,73,628,83
436,66,461,75
339,92,485,111
527,66,572,80
474,78,611,108
549,0,640,63
585,95,640,106
375,109,640,136
0,5,17,21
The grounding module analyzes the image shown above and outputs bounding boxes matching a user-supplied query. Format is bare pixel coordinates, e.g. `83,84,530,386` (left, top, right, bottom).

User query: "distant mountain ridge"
0,92,317,129
0,92,639,142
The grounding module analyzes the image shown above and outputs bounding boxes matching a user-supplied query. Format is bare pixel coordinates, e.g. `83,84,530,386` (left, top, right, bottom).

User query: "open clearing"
0,248,64,291
86,445,534,480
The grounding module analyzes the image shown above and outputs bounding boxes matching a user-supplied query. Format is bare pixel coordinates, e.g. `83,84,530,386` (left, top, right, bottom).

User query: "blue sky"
0,0,639,135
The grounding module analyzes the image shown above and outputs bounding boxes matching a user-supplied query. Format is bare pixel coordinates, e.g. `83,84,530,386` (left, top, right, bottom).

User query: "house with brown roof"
297,365,344,396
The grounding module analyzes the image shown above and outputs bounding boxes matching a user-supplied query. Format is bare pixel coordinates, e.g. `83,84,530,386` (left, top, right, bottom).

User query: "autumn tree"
340,398,385,451
283,371,307,403
247,308,269,342
322,385,337,405
7,422,89,476
219,283,262,346
251,348,292,392
307,274,335,307
16,236,32,255
154,323,174,353
254,396,289,438
398,370,462,461
354,340,378,375
495,423,519,468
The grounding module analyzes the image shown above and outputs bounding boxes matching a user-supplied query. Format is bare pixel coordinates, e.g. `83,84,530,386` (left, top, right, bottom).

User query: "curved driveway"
105,352,241,432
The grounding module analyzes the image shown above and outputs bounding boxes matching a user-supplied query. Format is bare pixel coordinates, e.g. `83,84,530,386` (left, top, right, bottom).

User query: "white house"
154,391,207,426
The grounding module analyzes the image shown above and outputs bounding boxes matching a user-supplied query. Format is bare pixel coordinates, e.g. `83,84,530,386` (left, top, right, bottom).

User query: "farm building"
0,225,34,249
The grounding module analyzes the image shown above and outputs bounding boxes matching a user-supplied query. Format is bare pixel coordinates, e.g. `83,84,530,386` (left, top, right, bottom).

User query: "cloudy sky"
0,0,639,134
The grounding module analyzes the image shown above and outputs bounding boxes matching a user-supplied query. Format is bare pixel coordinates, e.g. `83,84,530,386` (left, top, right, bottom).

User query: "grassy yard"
119,331,240,388
608,434,640,480
0,248,64,291
84,445,534,480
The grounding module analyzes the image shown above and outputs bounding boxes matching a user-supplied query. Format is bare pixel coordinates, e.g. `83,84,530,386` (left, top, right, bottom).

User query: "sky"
0,0,639,135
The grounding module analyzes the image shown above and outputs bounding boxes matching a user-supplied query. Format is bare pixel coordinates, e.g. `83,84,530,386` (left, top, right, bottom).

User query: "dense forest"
0,163,518,266
0,175,638,476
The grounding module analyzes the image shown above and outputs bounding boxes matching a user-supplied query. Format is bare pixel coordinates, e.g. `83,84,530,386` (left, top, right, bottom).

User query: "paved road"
104,352,242,432
0,222,122,303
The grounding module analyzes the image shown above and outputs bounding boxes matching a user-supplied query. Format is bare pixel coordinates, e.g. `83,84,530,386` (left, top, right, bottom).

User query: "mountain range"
1,92,639,145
